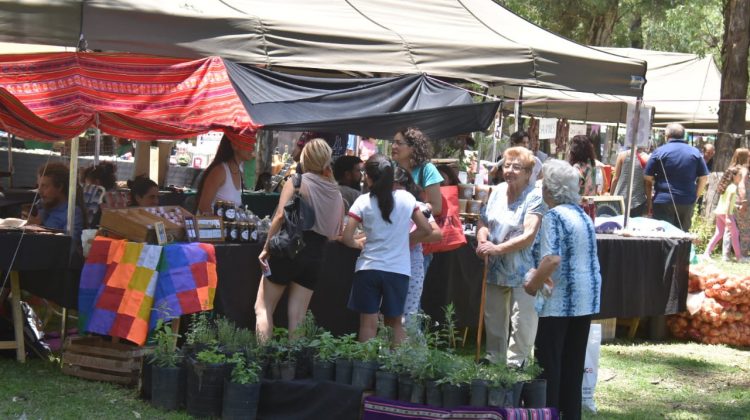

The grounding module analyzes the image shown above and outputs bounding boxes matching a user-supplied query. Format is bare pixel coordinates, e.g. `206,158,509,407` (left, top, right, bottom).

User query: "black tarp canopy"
224,61,500,139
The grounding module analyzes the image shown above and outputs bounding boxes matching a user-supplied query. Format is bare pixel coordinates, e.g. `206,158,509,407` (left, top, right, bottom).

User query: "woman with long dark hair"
342,154,432,344
568,135,598,196
127,175,159,207
196,135,255,214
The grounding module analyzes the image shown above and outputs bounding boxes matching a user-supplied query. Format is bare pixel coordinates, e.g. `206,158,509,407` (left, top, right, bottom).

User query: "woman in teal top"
391,127,443,217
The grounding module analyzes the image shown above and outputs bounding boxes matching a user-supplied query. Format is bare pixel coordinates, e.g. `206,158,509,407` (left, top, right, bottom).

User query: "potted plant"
374,346,400,400
312,330,337,382
222,353,262,420
334,334,358,385
292,311,322,379
184,311,217,357
485,363,514,407
216,317,242,355
438,355,472,408
279,339,298,381
149,319,184,411
351,333,383,390
186,345,228,418
422,348,451,407
518,359,545,408
468,363,490,407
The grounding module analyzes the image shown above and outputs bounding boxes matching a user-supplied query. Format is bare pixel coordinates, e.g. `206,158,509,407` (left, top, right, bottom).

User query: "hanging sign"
538,118,557,139
625,104,653,147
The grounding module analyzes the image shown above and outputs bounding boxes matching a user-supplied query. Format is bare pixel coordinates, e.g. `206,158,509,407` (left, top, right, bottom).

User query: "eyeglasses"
393,140,410,147
502,163,527,171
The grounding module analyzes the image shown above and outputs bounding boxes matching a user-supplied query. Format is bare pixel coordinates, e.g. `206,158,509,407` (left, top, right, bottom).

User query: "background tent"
496,48,750,129
225,62,499,140
0,0,646,96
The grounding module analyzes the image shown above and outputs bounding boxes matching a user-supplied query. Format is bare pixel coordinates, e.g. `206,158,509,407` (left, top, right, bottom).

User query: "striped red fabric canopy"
0,52,259,146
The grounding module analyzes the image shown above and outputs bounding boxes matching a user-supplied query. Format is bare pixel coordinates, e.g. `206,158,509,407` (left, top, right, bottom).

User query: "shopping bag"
582,323,601,413
422,185,467,254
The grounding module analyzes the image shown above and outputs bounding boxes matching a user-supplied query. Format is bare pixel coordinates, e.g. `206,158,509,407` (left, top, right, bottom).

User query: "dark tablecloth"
258,379,362,420
0,231,81,308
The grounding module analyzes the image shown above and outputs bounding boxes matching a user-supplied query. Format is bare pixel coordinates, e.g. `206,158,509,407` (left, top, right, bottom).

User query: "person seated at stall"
127,175,159,207
82,161,117,191
436,164,460,186
27,162,85,243
195,135,255,215
254,172,273,193
333,155,363,211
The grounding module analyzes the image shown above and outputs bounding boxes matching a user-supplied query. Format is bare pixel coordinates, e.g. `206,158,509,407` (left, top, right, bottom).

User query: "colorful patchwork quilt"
79,237,217,345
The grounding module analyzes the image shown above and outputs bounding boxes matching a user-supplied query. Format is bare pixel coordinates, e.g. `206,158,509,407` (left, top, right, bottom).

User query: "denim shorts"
347,269,409,318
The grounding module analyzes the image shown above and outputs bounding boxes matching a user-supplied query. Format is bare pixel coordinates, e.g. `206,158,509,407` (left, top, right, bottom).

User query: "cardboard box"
100,206,191,243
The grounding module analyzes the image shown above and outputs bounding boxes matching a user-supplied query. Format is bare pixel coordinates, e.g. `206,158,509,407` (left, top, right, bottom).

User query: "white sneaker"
738,257,750,264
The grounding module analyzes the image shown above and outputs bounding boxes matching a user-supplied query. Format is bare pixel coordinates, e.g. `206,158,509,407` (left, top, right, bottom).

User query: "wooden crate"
100,206,191,243
61,336,152,386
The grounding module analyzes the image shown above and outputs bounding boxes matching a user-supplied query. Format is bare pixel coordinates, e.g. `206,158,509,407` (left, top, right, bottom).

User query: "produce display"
668,265,750,347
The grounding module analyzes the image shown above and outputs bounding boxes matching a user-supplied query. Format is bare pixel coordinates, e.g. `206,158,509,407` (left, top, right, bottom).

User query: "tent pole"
93,128,101,165
624,98,643,228
67,136,79,237
514,87,523,132
7,134,14,188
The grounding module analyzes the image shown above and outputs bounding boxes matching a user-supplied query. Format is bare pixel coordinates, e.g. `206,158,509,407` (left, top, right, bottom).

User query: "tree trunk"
716,0,750,171
629,14,643,49
586,0,619,46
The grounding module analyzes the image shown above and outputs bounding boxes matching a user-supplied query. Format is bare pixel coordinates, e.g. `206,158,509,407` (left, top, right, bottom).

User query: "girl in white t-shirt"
392,166,442,328
342,154,432,344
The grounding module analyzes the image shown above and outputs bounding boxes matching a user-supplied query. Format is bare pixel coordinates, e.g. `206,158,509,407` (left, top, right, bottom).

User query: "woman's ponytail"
365,154,395,223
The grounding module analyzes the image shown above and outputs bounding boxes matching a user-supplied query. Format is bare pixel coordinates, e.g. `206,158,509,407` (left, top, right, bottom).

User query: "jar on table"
225,221,235,242
223,201,237,222
214,200,225,218
239,222,250,243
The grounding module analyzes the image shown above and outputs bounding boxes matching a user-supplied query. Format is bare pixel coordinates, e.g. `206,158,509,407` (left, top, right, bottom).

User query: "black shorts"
266,230,327,290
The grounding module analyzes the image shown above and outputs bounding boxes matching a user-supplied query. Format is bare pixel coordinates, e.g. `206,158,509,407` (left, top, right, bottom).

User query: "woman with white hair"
524,159,602,420
476,146,545,367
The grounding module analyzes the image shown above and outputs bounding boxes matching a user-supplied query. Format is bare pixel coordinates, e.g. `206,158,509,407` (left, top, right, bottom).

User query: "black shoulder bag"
268,174,315,259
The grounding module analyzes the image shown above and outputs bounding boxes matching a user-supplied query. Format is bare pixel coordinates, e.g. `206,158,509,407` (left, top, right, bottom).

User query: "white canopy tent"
494,48,750,129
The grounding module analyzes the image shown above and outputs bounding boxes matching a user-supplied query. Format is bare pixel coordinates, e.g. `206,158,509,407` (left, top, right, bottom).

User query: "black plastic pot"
469,379,488,407
140,361,152,400
487,385,507,407
442,383,470,408
295,347,314,379
222,380,261,420
269,361,282,380
410,380,426,405
374,370,398,399
352,360,378,389
510,381,524,407
279,361,296,381
312,360,335,382
185,358,228,418
335,358,353,385
151,365,185,411
521,379,547,408
425,380,442,407
398,374,414,402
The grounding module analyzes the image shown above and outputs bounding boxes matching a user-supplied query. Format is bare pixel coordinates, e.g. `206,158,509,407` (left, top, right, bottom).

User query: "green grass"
1,342,748,419
584,342,750,420
0,357,190,420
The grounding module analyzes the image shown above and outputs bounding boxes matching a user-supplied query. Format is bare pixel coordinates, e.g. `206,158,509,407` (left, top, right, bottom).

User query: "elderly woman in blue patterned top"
476,146,544,367
524,159,602,420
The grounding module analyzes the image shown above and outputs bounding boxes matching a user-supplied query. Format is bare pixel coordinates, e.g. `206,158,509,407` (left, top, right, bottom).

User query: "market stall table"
0,231,75,361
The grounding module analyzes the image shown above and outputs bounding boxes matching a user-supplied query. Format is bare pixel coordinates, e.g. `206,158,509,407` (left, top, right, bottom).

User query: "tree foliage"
497,0,723,61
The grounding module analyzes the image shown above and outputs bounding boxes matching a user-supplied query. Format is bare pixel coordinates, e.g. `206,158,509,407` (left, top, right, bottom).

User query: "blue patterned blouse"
481,182,544,287
535,203,601,317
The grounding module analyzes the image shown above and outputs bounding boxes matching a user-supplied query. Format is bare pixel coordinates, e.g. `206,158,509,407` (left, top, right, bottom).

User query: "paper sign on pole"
625,103,653,147
569,124,588,138
538,118,557,139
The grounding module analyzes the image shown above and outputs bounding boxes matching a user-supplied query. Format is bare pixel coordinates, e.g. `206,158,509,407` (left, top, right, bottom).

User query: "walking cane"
475,255,489,362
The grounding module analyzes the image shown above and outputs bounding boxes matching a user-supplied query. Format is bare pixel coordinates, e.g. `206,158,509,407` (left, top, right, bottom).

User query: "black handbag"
268,174,315,259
